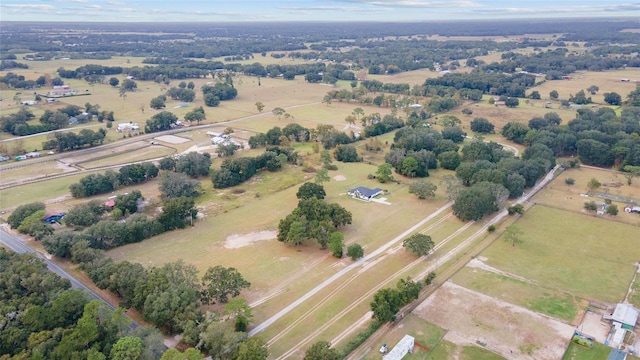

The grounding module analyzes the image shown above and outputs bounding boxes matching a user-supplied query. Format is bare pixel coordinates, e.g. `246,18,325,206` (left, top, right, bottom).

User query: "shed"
612,303,639,329
43,211,65,224
607,348,627,360
383,335,415,360
348,187,383,201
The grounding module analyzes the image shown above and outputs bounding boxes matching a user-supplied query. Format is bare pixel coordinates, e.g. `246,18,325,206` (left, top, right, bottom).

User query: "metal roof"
612,303,639,328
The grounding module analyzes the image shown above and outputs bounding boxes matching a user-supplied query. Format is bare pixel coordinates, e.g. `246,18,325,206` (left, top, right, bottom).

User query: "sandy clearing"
333,175,346,181
224,230,278,249
413,281,575,360
155,134,191,144
467,257,535,284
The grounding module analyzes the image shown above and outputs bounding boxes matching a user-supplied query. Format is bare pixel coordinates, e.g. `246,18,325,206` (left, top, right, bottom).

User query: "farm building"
24,152,41,158
21,100,37,106
43,211,65,224
117,122,139,132
211,135,241,148
383,335,414,360
607,348,628,360
348,187,383,201
612,303,638,330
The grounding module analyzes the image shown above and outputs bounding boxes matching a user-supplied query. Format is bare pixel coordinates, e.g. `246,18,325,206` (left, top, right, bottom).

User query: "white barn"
383,335,414,360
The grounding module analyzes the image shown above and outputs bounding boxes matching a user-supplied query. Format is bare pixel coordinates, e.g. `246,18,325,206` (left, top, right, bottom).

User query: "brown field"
414,281,575,360
529,69,640,103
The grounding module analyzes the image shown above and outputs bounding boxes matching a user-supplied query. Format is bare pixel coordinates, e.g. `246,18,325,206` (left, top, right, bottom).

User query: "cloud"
106,1,125,5
330,0,477,8
148,8,239,17
83,4,101,9
111,7,135,12
1,4,55,10
472,3,640,16
280,5,385,12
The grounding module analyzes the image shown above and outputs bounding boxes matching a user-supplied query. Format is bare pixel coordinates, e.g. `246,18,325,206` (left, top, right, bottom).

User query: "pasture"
533,166,640,227
481,205,640,304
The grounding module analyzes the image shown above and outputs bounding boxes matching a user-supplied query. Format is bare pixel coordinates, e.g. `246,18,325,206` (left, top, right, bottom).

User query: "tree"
255,101,265,112
505,97,519,108
622,165,640,185
272,107,285,120
322,94,332,106
297,182,326,200
409,180,437,199
452,182,503,221
470,117,495,133
176,152,211,178
160,172,202,199
237,336,269,360
347,244,364,260
184,107,206,124
121,78,137,91
158,197,197,230
352,107,365,123
110,336,143,360
587,85,599,95
584,201,598,212
587,177,601,193
199,320,247,359
109,77,119,87
403,233,434,257
204,93,220,107
507,204,525,215
314,168,330,184
603,92,622,106
304,341,340,360
549,90,559,100
441,126,465,143
150,96,165,109
437,151,461,170
375,163,394,183
370,288,402,323
145,111,178,133
606,204,619,216
334,144,361,162
529,90,541,99
503,225,524,247
329,232,344,258
201,266,251,304
8,202,45,229
401,156,419,177
565,177,575,185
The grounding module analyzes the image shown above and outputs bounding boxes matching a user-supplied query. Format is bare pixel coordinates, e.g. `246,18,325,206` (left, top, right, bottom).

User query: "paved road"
0,227,120,314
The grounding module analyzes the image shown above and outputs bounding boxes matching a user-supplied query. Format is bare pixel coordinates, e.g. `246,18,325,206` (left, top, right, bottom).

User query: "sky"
1,0,639,22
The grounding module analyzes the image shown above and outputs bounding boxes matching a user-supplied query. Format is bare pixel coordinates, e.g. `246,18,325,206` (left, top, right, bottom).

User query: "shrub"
565,178,575,185
487,225,496,232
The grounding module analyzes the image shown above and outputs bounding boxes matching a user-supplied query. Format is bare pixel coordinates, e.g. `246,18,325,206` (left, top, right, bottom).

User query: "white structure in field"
117,122,139,132
383,335,414,360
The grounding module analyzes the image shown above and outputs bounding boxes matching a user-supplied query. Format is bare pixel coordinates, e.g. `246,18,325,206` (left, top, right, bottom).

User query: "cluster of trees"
211,148,294,188
248,122,354,151
144,111,178,133
370,274,435,323
424,71,536,98
0,249,167,360
7,202,53,240
201,81,238,107
499,108,640,169
277,197,352,250
69,162,159,198
0,71,38,89
159,152,212,178
43,128,107,152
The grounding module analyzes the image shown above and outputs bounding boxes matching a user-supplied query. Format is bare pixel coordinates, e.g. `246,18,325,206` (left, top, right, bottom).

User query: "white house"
117,122,140,132
347,187,383,201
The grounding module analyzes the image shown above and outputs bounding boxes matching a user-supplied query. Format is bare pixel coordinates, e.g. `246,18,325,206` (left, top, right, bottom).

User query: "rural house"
348,186,383,201
612,303,638,330
383,335,415,360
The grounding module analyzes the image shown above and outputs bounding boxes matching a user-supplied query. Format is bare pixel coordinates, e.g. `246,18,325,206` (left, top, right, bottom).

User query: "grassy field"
78,144,175,169
452,266,585,323
481,205,640,304
533,166,640,227
0,160,76,185
362,314,446,360
561,341,637,360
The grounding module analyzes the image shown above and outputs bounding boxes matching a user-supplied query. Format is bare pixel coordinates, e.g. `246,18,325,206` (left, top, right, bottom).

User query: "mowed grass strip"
452,267,585,323
78,145,175,169
481,205,640,304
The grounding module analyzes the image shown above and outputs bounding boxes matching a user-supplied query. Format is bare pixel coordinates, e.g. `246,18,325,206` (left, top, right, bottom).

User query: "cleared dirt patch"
333,175,346,181
414,281,574,360
155,134,191,144
224,230,278,249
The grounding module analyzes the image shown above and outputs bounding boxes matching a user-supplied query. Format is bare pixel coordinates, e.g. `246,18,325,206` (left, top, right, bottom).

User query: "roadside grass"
533,166,640,227
362,315,446,360
481,205,640,304
425,339,506,360
630,275,640,309
452,267,585,323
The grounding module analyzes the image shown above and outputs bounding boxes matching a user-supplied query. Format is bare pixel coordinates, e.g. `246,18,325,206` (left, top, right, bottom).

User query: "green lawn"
562,341,615,360
363,315,446,360
452,267,584,322
481,205,640,304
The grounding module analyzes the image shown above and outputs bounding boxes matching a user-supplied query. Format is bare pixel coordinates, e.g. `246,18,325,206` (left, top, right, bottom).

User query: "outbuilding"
383,335,415,360
612,303,638,330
